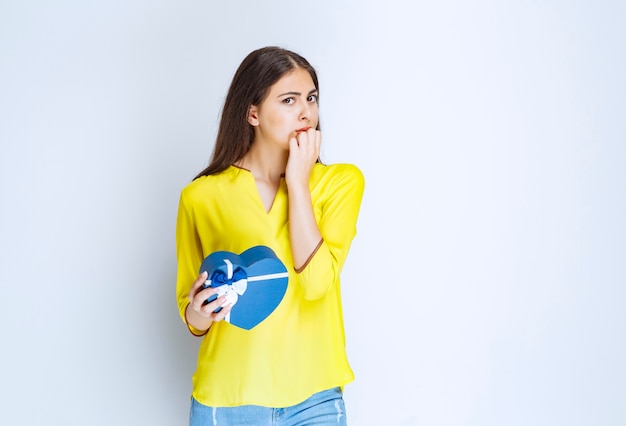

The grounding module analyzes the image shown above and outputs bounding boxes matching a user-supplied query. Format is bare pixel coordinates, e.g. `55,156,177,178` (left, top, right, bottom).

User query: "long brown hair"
194,46,320,179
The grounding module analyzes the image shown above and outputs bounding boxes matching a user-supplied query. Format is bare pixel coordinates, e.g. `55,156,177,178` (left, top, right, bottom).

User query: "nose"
300,102,310,121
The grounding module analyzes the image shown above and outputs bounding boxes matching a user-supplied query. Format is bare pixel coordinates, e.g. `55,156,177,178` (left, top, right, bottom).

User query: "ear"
247,105,259,126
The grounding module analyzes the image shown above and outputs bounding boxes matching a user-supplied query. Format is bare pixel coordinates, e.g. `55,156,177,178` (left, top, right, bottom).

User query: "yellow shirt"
176,163,365,407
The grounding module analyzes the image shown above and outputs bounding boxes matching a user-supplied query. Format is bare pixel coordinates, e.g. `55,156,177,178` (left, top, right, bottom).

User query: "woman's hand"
285,128,321,187
186,272,232,332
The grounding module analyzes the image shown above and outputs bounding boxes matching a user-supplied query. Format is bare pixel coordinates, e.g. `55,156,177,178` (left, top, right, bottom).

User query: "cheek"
311,115,320,129
311,106,320,125
263,107,291,126
260,114,294,145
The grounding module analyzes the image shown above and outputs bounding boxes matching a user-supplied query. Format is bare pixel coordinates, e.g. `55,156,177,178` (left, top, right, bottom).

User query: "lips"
295,127,311,133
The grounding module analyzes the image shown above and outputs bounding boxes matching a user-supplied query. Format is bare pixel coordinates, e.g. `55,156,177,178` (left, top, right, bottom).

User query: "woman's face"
248,67,319,150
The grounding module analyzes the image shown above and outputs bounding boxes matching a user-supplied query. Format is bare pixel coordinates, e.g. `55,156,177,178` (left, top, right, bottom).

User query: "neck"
238,143,288,183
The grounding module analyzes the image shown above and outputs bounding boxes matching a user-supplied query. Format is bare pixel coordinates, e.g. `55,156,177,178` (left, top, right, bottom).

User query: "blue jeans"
189,387,347,426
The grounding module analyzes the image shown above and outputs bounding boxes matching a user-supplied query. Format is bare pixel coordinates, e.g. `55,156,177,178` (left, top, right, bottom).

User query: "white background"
1,1,624,425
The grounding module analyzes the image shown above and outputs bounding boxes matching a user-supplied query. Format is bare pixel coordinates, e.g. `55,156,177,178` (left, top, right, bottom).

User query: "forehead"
267,68,316,95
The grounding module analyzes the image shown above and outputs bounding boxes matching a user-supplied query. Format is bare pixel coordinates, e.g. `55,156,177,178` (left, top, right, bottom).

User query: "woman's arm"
175,189,231,336
285,128,323,270
285,129,365,299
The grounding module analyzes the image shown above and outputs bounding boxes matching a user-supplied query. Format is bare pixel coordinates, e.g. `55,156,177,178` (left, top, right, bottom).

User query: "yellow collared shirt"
176,162,365,407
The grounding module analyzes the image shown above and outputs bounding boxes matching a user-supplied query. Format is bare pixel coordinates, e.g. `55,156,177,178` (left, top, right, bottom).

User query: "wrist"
184,303,211,336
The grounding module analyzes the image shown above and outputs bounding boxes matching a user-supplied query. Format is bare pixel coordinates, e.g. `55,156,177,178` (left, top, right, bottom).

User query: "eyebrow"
276,89,318,98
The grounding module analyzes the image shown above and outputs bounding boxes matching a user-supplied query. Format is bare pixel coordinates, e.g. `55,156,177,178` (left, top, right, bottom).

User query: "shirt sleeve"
175,187,207,335
294,164,365,300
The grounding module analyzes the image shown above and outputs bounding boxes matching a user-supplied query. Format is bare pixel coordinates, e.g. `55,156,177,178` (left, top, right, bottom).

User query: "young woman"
175,46,365,425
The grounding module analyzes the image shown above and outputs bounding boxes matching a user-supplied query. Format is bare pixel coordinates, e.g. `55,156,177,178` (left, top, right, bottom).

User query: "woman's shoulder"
311,162,365,190
179,166,240,200
313,162,364,181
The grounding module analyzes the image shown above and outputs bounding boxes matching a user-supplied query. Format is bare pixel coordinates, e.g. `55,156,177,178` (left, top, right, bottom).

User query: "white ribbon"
204,259,248,315
204,259,289,323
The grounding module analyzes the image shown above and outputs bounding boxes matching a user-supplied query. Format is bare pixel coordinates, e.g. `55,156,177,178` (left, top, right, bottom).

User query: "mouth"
295,127,311,133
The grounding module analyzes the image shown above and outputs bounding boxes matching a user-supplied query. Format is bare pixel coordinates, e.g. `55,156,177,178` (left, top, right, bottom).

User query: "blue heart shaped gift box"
199,245,289,330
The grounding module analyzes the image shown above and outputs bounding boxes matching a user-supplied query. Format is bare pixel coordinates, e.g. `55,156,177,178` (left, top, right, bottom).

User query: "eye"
307,94,318,103
282,97,295,104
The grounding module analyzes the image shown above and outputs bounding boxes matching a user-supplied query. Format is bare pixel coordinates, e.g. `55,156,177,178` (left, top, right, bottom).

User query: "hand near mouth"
285,127,321,187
